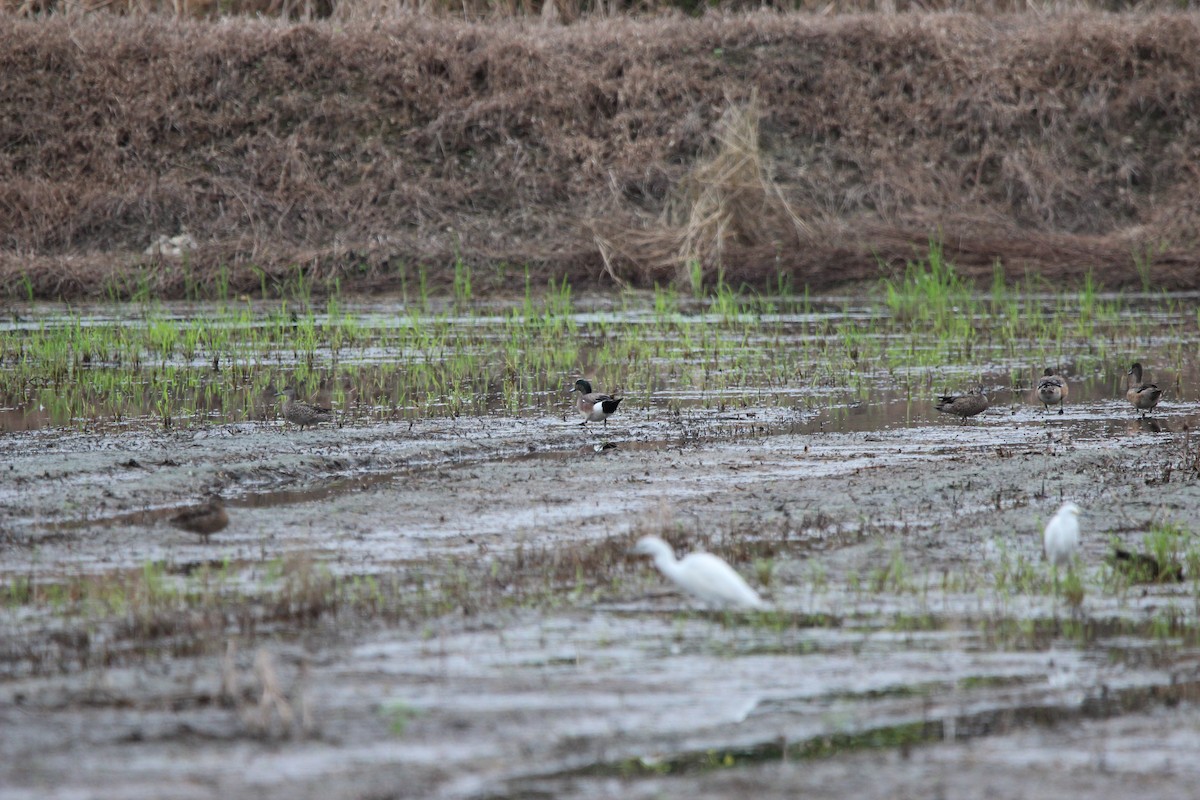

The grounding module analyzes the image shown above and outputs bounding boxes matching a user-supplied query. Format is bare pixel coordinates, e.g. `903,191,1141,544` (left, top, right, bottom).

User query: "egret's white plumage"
632,535,767,610
1043,501,1081,567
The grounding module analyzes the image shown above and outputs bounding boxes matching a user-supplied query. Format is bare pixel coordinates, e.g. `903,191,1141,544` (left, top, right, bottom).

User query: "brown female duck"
935,388,989,423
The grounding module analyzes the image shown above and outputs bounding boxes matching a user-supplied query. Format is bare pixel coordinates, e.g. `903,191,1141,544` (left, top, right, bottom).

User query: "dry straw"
598,92,814,288
4,12,1200,298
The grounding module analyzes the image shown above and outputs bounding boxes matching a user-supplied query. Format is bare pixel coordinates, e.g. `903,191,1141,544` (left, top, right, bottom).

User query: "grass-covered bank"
3,12,1200,300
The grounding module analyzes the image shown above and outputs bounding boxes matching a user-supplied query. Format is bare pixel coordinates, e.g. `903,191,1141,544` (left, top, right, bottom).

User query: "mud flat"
4,386,1200,798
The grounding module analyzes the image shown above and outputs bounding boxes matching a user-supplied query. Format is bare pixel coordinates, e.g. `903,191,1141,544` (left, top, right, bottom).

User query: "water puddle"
499,674,1200,798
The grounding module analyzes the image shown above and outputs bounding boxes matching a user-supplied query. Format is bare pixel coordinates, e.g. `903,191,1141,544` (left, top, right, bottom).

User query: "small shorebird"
631,535,767,610
935,388,988,423
277,387,334,430
1036,368,1069,415
1043,501,1080,568
1126,362,1163,418
571,379,623,427
170,495,229,543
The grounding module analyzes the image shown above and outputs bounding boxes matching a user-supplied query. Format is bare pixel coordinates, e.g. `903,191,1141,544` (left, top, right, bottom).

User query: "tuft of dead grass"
599,92,815,288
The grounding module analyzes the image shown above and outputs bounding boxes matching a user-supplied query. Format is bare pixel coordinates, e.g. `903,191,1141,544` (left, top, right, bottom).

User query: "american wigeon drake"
935,388,988,423
277,387,334,430
1036,368,1069,415
1126,363,1163,418
571,379,623,427
170,495,229,543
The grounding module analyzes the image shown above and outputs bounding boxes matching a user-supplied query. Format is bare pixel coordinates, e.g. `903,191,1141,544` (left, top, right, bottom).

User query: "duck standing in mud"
1126,362,1163,418
1036,368,1068,415
571,379,623,427
170,495,229,543
935,387,988,423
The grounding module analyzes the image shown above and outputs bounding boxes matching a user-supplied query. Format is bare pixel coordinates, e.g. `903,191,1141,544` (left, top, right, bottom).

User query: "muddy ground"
4,391,1200,798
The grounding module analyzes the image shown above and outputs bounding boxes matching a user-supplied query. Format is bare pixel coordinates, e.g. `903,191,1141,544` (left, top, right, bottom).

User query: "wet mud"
5,385,1200,798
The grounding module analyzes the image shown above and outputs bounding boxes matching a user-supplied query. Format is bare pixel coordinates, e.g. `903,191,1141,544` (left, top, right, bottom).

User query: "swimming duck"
1036,368,1068,415
630,535,767,610
170,495,229,543
1126,363,1163,418
571,379,623,427
935,388,988,423
277,387,334,430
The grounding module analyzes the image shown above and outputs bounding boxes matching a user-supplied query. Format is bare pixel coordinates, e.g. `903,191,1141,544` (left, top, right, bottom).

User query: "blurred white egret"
631,535,767,610
1043,501,1081,567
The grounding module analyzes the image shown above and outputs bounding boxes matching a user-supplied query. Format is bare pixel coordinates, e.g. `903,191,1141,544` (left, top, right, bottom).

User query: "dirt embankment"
3,12,1200,299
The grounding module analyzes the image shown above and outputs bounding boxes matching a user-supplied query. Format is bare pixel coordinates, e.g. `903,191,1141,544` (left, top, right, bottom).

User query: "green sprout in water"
382,701,420,736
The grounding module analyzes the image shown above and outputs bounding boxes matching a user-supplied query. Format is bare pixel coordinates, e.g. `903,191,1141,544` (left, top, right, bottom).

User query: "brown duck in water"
1109,547,1184,583
935,388,989,423
170,495,229,543
1126,362,1163,418
1036,368,1069,415
277,387,334,430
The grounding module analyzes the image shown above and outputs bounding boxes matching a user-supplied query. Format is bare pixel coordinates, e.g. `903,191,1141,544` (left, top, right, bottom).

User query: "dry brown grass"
3,0,1188,20
598,92,817,288
4,12,1200,299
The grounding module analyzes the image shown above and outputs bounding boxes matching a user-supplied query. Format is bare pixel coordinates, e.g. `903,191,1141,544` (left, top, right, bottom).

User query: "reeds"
3,255,1197,431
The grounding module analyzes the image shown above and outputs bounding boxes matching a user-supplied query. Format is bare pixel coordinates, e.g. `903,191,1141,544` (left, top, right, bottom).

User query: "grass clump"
883,241,976,334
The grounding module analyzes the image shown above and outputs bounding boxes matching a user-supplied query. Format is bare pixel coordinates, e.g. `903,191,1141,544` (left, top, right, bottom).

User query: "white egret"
631,535,767,610
1043,501,1081,567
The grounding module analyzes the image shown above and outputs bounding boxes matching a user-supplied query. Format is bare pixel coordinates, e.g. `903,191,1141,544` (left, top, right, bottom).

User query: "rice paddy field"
5,253,1200,799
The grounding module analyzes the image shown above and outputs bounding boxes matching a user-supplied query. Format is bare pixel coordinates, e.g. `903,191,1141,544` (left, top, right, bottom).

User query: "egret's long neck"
652,548,682,579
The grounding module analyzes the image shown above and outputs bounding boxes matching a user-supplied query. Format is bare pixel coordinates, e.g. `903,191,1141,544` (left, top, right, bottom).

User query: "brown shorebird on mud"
170,495,229,543
277,387,334,431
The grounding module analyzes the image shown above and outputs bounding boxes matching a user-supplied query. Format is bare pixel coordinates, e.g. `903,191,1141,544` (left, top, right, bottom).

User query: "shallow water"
4,291,1200,798
3,290,1198,433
